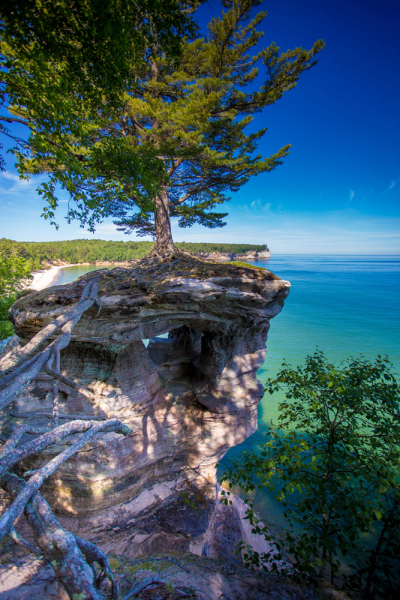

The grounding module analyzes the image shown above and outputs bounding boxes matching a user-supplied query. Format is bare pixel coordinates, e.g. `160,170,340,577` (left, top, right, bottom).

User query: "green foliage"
113,0,324,238
177,242,268,254
221,351,400,598
0,248,32,340
0,0,197,188
8,0,323,240
1,0,195,102
0,238,268,271
225,260,266,270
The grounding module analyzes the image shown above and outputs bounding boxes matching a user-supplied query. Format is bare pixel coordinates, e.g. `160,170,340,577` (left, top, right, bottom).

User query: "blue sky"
1,0,399,254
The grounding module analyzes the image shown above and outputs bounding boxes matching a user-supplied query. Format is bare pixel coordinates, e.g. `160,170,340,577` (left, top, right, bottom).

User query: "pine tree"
113,0,324,254
14,0,324,256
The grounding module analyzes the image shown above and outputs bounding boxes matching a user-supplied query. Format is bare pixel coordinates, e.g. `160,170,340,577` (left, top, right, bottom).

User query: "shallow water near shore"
236,254,400,438
52,264,113,285
53,255,400,524
219,254,400,526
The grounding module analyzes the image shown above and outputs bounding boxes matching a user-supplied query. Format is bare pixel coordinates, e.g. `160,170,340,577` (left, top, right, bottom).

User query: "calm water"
224,254,400,524
54,256,400,430
54,256,400,523
53,264,113,284
239,255,400,442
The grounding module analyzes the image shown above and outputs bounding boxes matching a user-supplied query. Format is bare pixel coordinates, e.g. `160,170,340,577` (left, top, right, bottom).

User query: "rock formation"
197,249,271,261
5,258,289,559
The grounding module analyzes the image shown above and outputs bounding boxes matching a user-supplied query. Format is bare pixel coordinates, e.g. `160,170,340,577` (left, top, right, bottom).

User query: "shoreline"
30,264,81,291
29,261,134,291
29,253,270,292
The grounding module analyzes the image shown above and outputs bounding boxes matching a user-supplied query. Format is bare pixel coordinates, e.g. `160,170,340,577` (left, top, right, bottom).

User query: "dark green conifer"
114,0,324,254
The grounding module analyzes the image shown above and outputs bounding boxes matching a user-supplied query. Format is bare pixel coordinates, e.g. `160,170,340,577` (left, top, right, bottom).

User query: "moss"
225,260,266,270
108,557,121,570
127,562,158,574
109,554,167,574
15,289,34,300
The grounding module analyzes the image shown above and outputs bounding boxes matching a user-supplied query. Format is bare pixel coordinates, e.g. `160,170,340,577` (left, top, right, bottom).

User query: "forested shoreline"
0,238,268,272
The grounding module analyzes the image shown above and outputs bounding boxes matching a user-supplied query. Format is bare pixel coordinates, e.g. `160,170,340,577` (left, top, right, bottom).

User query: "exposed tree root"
0,257,276,599
0,278,130,599
0,418,130,538
0,278,100,409
121,575,166,600
2,473,117,600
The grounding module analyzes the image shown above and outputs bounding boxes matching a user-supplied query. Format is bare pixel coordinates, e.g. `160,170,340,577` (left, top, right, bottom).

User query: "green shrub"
222,351,400,598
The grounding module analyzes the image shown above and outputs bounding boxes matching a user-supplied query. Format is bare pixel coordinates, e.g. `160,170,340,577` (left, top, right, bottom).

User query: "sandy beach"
29,261,133,291
30,264,81,291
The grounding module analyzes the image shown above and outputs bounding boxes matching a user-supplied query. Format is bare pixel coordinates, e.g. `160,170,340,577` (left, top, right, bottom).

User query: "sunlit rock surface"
7,260,290,558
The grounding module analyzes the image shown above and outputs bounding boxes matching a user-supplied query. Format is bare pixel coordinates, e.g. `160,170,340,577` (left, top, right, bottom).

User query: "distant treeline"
0,239,268,272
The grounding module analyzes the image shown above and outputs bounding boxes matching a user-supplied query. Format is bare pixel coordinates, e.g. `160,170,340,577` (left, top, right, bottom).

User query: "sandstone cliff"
197,249,271,261
6,257,289,559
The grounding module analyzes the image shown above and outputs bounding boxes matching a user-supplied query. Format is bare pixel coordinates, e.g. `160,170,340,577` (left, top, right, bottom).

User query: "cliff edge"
6,256,288,560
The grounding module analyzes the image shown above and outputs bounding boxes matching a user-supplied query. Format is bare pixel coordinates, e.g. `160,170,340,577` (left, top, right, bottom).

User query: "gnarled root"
0,275,126,599
0,418,131,538
2,473,113,600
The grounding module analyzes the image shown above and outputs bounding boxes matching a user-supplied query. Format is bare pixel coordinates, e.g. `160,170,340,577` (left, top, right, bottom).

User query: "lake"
54,256,400,523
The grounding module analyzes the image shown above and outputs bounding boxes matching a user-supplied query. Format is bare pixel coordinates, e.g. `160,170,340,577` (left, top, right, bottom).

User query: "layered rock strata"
197,249,271,261
6,260,289,558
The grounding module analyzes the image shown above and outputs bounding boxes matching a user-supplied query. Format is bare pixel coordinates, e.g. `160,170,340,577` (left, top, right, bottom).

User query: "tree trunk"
152,186,177,255
148,57,177,257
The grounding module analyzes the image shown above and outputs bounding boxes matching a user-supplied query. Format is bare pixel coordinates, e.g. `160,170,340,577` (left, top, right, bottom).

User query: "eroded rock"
5,259,290,558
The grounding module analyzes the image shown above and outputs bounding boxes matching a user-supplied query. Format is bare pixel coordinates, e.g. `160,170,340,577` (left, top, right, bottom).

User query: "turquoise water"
53,256,400,522
53,264,113,285
221,254,400,524
239,255,400,444
55,256,400,430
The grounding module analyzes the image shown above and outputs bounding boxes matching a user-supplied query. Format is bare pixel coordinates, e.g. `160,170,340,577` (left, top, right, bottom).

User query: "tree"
221,351,400,598
0,252,32,340
1,0,194,100
14,0,324,255
0,1,198,180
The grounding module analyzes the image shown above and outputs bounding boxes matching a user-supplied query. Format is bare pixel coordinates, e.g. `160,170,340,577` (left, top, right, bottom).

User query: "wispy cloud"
81,223,122,236
349,189,355,200
382,180,396,196
1,172,20,182
0,172,37,194
243,199,271,215
362,188,375,201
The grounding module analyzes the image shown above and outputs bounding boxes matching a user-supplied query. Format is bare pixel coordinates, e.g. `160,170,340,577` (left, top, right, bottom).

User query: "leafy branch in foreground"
0,0,198,219
221,350,400,599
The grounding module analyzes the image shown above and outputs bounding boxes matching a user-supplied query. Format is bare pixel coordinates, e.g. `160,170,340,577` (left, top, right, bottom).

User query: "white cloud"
243,199,271,215
349,189,355,200
1,172,20,182
0,171,37,195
